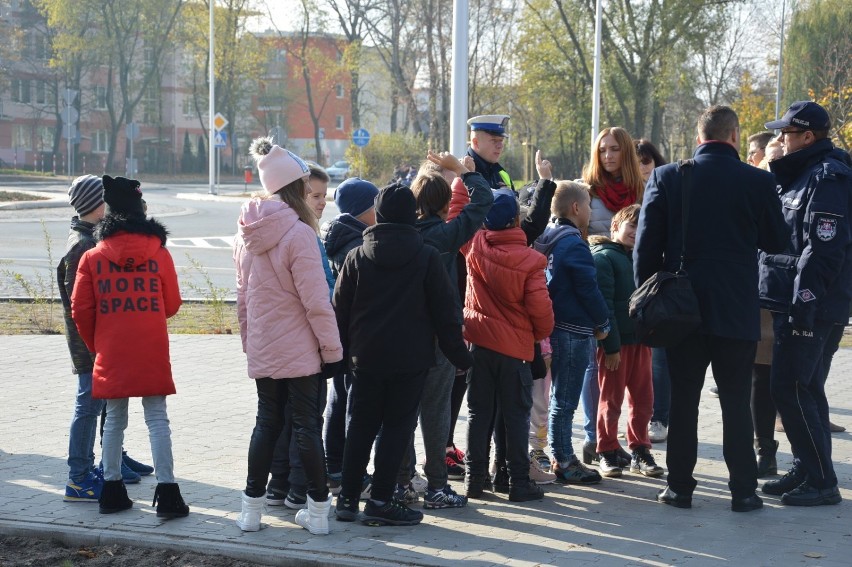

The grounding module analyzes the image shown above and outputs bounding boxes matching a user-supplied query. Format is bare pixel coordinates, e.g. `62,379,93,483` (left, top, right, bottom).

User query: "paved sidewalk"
0,335,849,566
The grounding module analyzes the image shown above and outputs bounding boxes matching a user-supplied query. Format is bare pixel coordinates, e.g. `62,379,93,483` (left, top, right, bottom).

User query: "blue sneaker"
64,471,103,502
97,462,141,484
122,452,154,476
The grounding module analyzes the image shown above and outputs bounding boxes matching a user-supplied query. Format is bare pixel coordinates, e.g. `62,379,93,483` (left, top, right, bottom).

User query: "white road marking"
167,236,234,249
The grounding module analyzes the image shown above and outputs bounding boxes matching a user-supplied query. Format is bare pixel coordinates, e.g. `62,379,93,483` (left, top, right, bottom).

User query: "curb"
0,521,415,567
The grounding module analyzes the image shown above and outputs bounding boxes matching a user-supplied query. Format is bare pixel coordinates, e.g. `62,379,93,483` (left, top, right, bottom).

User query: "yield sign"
214,112,228,132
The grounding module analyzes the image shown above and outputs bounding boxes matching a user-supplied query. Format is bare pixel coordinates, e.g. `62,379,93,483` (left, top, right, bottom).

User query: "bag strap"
677,159,695,273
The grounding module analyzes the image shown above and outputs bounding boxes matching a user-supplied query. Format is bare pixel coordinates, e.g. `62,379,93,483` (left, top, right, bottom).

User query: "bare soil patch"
0,535,269,567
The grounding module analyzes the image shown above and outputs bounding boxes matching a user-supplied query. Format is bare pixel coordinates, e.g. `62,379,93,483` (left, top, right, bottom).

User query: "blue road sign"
352,128,370,147
214,131,228,148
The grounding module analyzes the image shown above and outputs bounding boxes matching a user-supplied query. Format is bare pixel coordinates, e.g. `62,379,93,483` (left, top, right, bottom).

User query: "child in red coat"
462,192,555,502
72,175,187,518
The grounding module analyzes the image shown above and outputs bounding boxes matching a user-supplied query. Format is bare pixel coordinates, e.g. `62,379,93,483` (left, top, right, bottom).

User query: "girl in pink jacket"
233,138,343,535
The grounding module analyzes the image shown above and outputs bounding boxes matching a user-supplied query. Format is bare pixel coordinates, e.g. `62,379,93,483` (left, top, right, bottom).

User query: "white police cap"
467,114,510,137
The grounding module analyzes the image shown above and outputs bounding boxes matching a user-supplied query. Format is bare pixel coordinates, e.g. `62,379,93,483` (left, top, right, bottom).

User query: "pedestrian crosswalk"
167,236,234,249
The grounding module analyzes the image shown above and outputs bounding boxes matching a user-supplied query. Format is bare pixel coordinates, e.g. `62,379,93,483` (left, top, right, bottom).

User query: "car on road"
326,160,350,181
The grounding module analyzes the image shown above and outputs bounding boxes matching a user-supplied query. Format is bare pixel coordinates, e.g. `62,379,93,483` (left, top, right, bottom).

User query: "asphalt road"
0,181,341,299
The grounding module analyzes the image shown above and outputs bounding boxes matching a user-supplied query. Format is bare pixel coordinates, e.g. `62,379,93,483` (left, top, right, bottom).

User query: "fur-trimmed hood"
93,214,170,270
95,214,169,245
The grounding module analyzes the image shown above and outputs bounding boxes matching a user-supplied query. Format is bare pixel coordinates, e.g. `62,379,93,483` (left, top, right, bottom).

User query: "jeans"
466,345,533,483
770,316,841,489
581,336,600,443
102,396,174,483
341,368,426,502
651,348,671,426
323,371,352,475
447,370,468,447
548,330,590,465
246,376,328,500
67,372,106,482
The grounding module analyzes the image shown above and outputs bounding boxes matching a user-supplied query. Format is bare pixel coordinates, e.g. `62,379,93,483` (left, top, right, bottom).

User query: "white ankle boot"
235,492,265,531
295,494,331,535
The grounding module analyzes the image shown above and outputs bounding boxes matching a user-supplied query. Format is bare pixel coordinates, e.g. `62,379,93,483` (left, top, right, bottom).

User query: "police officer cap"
468,114,510,138
765,101,831,131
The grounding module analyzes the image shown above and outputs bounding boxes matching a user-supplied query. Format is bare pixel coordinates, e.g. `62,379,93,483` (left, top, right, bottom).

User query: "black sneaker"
780,482,842,506
360,498,424,526
446,455,466,481
335,494,359,522
630,447,665,477
598,451,623,478
492,465,510,494
509,479,545,502
762,464,804,496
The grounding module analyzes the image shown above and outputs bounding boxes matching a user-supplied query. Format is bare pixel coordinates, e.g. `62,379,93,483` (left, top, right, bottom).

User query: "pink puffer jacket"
234,198,342,379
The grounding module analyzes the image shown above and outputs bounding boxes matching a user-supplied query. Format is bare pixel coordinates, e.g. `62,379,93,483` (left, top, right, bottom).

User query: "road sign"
214,112,228,132
126,122,139,141
214,130,228,148
352,128,370,147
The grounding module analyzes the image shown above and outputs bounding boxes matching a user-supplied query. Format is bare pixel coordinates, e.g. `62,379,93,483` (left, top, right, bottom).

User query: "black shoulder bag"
629,159,702,348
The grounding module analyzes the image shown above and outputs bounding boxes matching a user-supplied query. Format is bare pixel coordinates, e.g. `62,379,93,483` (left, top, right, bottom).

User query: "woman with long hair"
580,127,644,468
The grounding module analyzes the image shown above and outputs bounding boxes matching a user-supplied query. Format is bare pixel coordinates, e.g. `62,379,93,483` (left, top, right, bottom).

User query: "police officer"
466,114,514,191
759,101,852,506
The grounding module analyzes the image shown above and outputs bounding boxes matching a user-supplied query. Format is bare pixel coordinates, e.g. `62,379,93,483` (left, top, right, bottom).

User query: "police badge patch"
815,215,837,241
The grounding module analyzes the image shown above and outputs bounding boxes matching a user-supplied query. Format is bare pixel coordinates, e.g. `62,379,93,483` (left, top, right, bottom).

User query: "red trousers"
596,343,653,453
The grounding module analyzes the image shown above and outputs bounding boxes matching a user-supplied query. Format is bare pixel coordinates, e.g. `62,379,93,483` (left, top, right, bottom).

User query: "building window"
94,85,108,110
93,130,109,153
143,47,155,70
13,125,31,149
335,84,344,98
335,115,344,130
35,126,52,151
35,80,46,104
12,79,31,103
182,96,194,118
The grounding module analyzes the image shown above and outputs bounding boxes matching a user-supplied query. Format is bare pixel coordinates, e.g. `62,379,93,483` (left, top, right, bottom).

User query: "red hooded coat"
72,216,182,399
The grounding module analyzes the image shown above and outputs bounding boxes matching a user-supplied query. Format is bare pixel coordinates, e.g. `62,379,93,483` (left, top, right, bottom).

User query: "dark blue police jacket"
634,141,788,341
759,138,852,328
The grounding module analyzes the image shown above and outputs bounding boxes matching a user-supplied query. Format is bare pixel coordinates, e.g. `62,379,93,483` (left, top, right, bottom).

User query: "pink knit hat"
250,138,310,194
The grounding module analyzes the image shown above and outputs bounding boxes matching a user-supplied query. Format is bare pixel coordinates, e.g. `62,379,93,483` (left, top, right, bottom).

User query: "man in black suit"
633,105,788,512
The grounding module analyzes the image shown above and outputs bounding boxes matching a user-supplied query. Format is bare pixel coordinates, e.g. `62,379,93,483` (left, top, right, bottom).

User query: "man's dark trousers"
770,314,841,489
665,333,758,499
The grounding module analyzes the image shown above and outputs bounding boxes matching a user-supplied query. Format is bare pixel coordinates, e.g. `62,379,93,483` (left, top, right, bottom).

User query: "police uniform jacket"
759,139,852,328
72,215,182,398
634,141,788,341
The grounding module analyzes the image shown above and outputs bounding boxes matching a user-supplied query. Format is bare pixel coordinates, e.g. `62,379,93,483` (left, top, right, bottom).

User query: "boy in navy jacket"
533,181,609,486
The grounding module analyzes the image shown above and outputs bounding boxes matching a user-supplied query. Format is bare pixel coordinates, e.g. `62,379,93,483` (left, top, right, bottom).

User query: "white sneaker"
235,492,265,532
648,421,668,443
529,459,557,484
294,495,331,535
409,472,428,494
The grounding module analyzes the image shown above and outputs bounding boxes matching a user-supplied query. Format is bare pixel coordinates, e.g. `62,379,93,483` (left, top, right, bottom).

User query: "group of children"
58,131,665,535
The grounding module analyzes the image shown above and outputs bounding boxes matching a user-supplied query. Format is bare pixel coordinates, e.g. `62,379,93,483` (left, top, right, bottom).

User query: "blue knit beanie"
334,177,379,217
484,191,519,230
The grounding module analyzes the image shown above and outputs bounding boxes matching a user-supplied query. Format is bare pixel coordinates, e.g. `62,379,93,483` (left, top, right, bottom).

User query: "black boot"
99,480,133,514
755,438,778,478
492,465,510,494
152,483,190,519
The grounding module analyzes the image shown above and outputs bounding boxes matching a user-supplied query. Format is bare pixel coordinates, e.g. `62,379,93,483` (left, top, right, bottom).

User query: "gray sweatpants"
398,343,456,490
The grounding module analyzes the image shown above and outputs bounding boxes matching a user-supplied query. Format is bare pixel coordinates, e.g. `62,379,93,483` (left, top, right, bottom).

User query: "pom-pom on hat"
375,182,417,226
249,137,310,194
484,191,519,230
68,174,104,217
102,175,145,218
335,177,379,217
